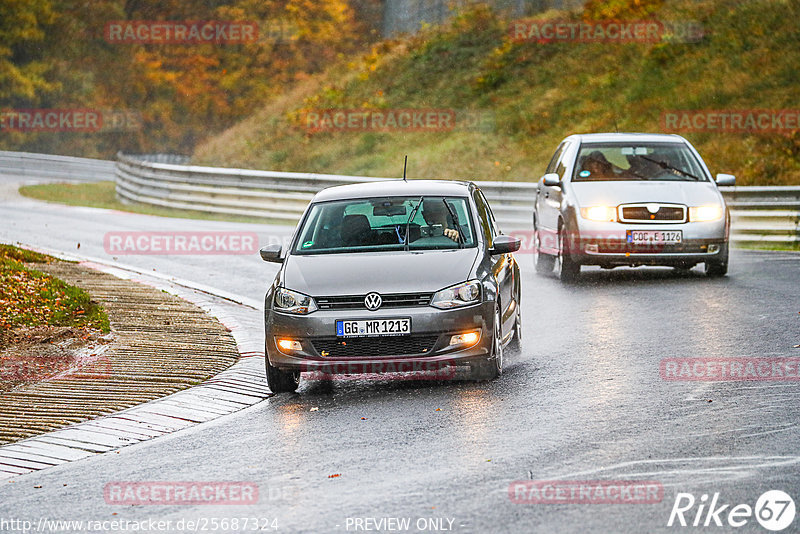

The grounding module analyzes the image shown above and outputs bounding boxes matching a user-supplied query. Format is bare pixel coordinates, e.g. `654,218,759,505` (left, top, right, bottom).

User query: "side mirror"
490,235,521,255
542,173,561,187
715,173,736,186
259,244,283,263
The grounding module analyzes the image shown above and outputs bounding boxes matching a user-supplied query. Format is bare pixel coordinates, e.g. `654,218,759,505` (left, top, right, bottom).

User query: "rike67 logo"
668,490,795,531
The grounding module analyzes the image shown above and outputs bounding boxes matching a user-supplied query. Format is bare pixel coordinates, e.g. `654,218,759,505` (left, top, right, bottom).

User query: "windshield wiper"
640,155,701,181
623,166,649,180
441,199,465,249
403,196,423,251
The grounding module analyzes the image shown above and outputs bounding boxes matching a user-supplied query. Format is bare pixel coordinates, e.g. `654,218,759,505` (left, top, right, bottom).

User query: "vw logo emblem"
364,292,382,311
646,203,661,214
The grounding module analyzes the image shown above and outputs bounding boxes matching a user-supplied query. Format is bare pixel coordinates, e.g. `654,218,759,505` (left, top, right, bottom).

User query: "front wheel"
556,226,581,283
266,357,300,393
470,308,503,381
705,243,729,277
507,303,522,355
534,226,555,275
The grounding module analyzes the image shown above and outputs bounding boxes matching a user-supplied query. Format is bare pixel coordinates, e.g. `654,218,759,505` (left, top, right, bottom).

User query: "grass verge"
737,242,800,252
0,244,110,334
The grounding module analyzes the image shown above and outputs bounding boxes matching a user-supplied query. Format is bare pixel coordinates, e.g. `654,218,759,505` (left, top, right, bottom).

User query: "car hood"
570,181,723,207
282,248,479,296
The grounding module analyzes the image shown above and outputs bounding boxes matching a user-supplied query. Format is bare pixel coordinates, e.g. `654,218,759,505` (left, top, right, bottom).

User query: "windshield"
572,142,708,182
292,196,476,254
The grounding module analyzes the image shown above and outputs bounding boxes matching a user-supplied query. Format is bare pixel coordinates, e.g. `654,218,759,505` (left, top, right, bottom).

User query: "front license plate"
626,230,682,245
336,318,411,337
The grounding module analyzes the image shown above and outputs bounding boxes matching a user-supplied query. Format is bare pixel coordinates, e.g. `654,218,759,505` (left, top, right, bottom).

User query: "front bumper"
571,219,727,267
265,301,495,373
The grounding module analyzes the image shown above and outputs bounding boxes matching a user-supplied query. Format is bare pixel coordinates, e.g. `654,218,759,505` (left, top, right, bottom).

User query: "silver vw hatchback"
533,133,736,282
260,180,521,392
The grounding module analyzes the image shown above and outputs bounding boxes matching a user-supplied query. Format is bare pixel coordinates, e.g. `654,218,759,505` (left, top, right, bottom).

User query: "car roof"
312,179,474,202
565,132,689,144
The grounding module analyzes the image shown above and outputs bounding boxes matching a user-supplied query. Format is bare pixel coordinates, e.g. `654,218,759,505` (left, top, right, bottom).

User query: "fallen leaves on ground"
0,250,108,333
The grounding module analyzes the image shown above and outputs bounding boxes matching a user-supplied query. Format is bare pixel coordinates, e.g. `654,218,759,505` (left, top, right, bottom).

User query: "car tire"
507,302,522,354
705,243,729,277
470,308,502,381
266,357,300,393
557,226,580,283
534,226,555,275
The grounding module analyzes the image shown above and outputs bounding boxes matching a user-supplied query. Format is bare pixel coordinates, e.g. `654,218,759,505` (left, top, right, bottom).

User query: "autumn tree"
1,0,371,155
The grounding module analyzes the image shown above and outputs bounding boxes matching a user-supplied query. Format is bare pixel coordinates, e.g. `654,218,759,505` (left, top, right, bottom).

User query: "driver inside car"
581,150,615,180
421,199,460,242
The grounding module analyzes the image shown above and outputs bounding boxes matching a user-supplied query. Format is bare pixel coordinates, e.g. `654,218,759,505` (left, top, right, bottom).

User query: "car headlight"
690,205,723,222
580,206,617,222
274,287,318,314
430,280,481,309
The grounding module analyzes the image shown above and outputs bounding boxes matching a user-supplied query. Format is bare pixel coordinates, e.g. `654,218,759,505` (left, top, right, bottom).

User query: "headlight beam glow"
690,205,723,222
580,206,617,222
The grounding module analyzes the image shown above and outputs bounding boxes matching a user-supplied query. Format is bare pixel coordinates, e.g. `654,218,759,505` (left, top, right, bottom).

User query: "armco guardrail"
0,150,116,182
115,153,534,226
725,186,800,245
116,153,800,245
1,150,794,245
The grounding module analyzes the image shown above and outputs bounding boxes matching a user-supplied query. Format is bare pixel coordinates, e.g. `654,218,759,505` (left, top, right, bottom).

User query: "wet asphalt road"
1,180,799,533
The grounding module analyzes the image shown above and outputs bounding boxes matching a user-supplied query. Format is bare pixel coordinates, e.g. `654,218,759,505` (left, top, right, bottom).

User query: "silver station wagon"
533,133,735,282
260,180,522,392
